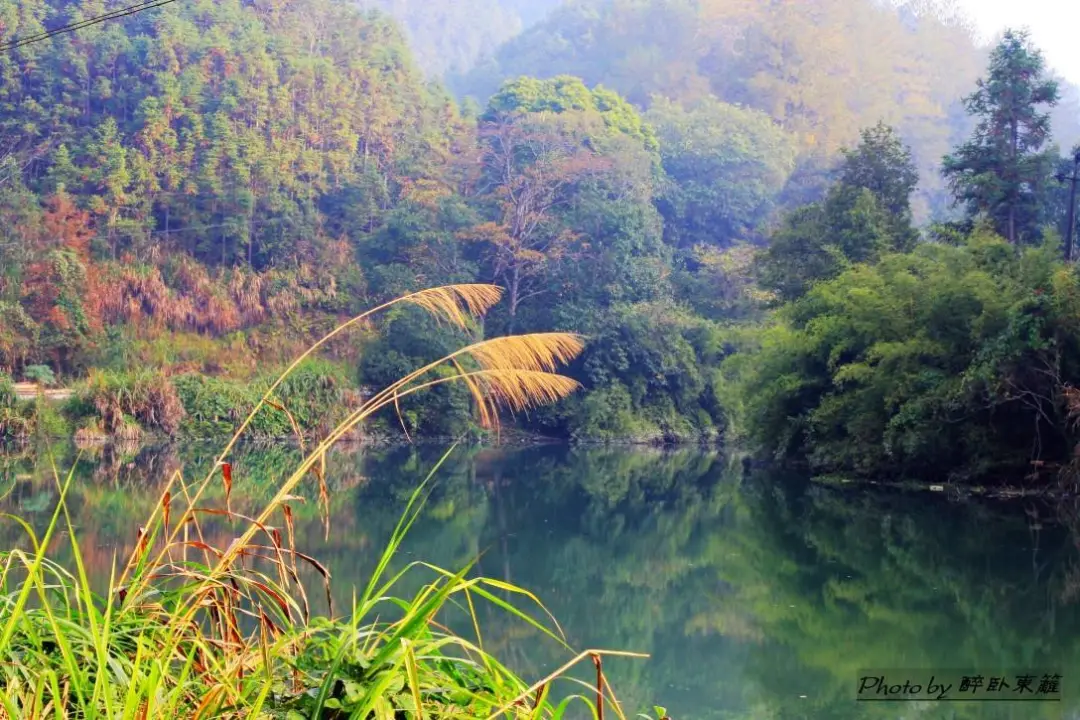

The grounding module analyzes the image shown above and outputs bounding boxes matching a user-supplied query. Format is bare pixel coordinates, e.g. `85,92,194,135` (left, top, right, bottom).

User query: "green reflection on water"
1,442,1077,719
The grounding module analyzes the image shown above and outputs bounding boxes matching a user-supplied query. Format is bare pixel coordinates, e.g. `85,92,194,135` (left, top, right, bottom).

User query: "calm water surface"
1,441,1078,719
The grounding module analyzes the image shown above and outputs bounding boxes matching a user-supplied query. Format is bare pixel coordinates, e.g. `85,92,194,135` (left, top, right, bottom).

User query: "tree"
839,122,920,222
756,125,919,302
728,226,1080,481
646,97,797,248
462,111,608,331
463,77,656,332
457,0,991,219
942,30,1060,245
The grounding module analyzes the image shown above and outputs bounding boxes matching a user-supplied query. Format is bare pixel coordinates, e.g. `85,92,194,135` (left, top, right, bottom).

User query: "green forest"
2,0,1080,484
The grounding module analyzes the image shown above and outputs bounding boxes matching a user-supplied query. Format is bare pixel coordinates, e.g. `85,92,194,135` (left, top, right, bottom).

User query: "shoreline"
812,474,1080,502
3,427,727,449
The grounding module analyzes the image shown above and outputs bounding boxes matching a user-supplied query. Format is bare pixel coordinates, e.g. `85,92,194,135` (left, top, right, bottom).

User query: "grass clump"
0,285,667,719
64,359,358,441
68,369,186,436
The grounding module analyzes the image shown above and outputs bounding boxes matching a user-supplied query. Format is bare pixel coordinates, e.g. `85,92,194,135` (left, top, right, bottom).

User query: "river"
1,441,1077,719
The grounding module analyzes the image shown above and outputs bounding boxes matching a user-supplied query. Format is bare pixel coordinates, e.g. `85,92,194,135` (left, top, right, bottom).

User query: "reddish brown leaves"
162,490,172,537
593,653,605,720
221,462,233,514
135,526,150,565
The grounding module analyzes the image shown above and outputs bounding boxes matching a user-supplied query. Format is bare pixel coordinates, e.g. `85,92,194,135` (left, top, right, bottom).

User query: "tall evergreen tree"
840,122,919,220
942,29,1059,245
756,124,919,302
838,122,920,249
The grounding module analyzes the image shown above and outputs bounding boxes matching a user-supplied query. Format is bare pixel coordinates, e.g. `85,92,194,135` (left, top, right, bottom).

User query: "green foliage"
0,390,68,440
30,394,68,438
0,0,461,376
839,122,920,242
71,369,185,436
0,394,31,440
8,438,1080,719
4,0,1079,447
484,75,659,152
725,228,1080,480
670,244,769,323
647,97,798,247
469,75,669,338
172,360,356,439
0,375,14,409
0,0,454,268
0,302,38,371
274,359,355,432
358,307,477,437
22,364,55,386
536,302,726,441
0,450,658,718
172,373,281,438
756,125,920,303
942,30,1061,245
457,0,1024,220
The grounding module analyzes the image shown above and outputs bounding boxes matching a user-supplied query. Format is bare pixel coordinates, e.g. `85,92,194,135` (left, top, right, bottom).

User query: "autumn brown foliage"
90,258,341,336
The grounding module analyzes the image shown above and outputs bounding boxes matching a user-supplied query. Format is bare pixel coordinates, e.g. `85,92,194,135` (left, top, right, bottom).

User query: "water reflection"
1,441,1078,718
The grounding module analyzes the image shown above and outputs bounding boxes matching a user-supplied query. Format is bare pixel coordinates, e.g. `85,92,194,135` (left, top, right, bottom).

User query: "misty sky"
956,0,1080,84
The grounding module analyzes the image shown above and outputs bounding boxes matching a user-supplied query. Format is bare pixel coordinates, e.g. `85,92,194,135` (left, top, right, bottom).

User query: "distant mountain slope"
451,0,1080,221
357,0,564,77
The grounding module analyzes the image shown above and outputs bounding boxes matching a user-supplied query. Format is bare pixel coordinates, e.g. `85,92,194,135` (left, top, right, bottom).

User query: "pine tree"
942,29,1059,244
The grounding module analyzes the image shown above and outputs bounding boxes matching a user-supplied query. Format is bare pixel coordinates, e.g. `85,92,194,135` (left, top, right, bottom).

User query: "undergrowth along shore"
0,369,721,447
0,284,669,719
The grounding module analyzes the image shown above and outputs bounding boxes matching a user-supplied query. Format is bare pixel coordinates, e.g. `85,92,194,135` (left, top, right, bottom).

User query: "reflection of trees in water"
716,475,1080,719
5,443,1080,718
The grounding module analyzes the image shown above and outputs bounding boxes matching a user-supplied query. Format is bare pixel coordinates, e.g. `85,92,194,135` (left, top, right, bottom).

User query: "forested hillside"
0,0,471,435
452,0,1080,222
2,0,1080,472
0,0,725,441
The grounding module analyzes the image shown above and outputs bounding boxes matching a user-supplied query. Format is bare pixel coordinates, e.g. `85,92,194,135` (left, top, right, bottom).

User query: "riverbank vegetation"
0,284,666,717
722,31,1080,485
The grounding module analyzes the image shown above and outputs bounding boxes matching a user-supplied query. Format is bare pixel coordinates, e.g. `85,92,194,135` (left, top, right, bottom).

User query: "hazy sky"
956,0,1080,84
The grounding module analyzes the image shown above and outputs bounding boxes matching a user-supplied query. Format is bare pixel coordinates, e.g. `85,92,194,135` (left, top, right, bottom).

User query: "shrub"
0,375,15,409
31,395,70,438
358,307,476,437
173,360,359,439
0,384,69,440
534,301,726,441
74,370,186,435
23,364,56,386
567,382,641,440
172,373,283,437
723,230,1080,481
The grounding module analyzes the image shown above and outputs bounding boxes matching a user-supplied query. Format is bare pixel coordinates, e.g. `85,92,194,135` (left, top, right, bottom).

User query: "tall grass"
0,285,668,719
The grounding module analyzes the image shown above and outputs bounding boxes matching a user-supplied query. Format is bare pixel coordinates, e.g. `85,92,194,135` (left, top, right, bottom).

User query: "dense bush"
0,377,69,440
171,374,277,438
533,301,727,441
68,359,357,439
723,228,1080,481
174,360,358,439
71,370,185,437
